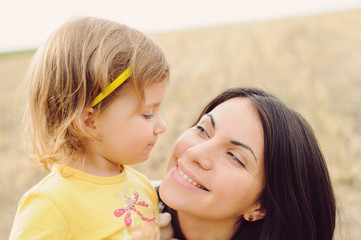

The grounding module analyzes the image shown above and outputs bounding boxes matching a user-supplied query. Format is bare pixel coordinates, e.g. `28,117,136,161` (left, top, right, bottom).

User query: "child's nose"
154,115,166,135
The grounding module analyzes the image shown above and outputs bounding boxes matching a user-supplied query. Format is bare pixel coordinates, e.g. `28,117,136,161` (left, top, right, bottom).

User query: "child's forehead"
142,82,167,103
108,80,166,110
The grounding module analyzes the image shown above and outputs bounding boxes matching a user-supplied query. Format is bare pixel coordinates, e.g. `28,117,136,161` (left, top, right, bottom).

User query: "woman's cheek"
165,129,197,171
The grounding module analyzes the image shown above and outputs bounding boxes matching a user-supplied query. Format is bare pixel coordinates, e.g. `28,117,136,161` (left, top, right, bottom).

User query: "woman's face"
160,97,264,222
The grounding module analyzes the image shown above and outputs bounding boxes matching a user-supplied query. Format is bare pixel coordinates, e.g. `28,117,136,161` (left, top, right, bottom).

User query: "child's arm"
9,191,71,240
159,212,173,240
151,180,174,240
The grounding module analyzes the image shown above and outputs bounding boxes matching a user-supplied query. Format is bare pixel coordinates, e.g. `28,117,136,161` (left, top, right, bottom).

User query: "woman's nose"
154,115,167,135
187,141,214,170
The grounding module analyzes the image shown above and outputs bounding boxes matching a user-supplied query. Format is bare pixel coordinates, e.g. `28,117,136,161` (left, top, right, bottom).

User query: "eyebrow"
230,140,257,162
205,114,257,162
205,114,215,127
144,102,161,108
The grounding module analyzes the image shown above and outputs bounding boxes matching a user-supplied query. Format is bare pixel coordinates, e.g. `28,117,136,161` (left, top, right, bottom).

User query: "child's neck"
82,163,122,177
69,157,122,177
79,147,123,177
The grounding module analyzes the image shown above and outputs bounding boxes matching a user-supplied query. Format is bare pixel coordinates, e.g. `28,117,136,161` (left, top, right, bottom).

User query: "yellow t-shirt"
10,165,159,240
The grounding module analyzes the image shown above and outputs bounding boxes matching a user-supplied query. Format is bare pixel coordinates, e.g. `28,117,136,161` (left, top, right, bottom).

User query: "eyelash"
143,113,154,119
196,125,209,137
197,125,246,168
227,152,245,167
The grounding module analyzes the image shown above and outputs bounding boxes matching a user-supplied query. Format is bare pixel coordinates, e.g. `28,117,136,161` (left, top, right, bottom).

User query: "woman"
159,87,336,240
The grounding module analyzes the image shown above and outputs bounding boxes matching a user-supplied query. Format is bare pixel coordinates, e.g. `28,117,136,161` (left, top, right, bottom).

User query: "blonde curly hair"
23,16,170,170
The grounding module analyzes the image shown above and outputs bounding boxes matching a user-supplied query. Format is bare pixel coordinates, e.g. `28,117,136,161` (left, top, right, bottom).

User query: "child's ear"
243,203,266,222
82,107,96,129
72,107,96,130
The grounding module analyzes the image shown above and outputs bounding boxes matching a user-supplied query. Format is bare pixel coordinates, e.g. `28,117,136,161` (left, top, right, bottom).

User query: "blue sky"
1,0,361,52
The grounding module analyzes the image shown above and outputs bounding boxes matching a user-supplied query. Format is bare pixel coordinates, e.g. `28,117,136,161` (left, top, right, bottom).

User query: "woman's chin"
159,175,184,210
159,176,173,204
160,173,200,214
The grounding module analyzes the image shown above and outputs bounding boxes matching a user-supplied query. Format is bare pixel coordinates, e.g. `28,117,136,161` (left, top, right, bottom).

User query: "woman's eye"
143,113,154,119
196,125,209,137
227,152,245,167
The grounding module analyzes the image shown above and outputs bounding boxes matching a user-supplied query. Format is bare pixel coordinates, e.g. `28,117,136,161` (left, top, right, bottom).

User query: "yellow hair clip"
91,67,131,107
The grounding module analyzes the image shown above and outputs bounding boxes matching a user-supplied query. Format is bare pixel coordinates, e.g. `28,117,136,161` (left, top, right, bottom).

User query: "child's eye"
143,114,154,119
196,125,209,137
227,151,245,168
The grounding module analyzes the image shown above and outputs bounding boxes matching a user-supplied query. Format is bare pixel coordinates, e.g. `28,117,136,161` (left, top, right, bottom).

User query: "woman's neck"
177,211,236,240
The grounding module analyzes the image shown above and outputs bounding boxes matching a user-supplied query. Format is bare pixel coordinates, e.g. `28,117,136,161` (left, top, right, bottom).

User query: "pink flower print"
114,190,156,227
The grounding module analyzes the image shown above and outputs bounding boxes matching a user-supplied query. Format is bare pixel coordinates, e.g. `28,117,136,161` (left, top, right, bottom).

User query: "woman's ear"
243,203,266,222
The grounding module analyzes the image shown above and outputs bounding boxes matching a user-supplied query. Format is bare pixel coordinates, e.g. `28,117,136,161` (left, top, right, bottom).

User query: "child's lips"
148,138,158,147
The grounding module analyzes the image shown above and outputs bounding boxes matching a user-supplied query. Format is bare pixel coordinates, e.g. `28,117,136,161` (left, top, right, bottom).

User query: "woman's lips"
177,167,209,191
170,166,209,192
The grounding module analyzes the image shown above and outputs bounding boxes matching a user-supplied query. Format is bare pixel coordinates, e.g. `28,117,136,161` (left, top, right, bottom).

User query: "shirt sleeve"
9,190,72,240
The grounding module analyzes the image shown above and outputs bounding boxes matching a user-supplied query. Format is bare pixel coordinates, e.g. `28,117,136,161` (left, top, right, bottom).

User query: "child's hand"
128,212,173,240
130,222,159,240
159,212,173,240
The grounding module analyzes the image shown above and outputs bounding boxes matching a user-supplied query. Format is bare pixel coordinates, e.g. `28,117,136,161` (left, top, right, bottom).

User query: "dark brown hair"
192,87,336,240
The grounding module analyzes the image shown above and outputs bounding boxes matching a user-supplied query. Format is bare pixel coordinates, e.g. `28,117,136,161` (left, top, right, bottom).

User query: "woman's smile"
170,165,209,192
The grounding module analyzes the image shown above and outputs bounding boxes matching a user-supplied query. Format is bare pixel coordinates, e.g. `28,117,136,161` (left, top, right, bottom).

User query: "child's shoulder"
123,165,151,180
17,169,64,205
27,169,60,192
123,166,156,192
20,165,81,202
124,165,149,180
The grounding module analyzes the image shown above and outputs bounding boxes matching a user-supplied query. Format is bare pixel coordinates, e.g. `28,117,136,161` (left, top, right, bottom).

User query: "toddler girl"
10,16,169,239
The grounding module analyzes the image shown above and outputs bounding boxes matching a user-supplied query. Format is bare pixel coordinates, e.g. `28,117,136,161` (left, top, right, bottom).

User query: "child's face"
90,82,167,173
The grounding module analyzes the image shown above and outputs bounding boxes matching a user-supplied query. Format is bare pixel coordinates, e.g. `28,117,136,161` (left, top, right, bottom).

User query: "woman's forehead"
209,98,257,119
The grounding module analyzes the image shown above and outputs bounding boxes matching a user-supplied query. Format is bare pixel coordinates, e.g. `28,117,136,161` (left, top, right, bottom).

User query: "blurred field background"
1,8,360,239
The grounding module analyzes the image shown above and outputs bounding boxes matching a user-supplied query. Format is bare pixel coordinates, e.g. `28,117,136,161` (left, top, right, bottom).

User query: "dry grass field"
1,8,360,239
